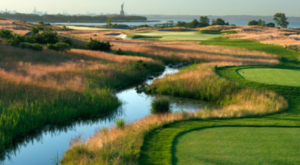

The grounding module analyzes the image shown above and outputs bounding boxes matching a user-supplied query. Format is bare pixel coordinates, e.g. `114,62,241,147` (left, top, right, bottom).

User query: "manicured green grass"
238,68,300,87
200,30,237,34
62,26,125,31
139,37,300,165
139,65,300,164
201,37,300,63
126,31,222,41
174,127,300,165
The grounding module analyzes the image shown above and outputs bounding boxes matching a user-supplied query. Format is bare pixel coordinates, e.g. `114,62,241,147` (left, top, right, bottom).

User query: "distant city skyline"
1,0,300,16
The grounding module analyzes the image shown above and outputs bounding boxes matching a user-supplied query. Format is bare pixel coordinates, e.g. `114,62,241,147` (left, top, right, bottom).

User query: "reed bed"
148,62,287,117
0,43,164,154
61,62,287,165
61,112,187,165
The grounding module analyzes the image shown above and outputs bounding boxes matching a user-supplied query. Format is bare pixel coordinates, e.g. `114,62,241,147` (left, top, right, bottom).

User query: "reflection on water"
1,66,212,165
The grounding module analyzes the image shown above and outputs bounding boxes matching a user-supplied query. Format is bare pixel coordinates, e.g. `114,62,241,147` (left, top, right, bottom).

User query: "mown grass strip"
174,127,300,165
201,37,300,63
237,68,300,87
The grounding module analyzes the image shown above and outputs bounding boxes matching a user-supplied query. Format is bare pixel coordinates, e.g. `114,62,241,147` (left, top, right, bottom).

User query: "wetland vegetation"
1,15,300,165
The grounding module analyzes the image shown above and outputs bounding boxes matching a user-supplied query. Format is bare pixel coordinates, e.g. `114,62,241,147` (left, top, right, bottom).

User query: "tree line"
0,13,147,23
248,13,289,28
176,16,230,28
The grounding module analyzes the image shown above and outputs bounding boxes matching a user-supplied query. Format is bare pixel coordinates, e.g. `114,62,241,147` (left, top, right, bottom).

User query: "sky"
1,0,300,16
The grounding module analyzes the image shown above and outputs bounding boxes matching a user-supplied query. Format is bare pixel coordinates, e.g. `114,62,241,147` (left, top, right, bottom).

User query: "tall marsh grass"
61,62,288,165
0,89,120,152
0,43,164,154
147,63,287,117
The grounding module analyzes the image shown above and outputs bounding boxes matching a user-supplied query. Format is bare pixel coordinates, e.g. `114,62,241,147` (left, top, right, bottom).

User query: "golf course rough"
237,68,300,87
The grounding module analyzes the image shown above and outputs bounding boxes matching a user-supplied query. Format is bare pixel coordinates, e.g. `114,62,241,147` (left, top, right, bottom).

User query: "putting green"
174,127,300,165
126,31,221,41
237,68,300,87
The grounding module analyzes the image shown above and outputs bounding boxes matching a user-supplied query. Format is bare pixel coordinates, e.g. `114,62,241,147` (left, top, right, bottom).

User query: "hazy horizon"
1,0,300,17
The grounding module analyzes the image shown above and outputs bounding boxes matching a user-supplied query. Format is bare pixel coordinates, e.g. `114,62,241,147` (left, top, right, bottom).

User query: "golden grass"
61,112,187,165
226,26,300,46
151,62,287,117
62,29,279,65
61,62,288,165
0,44,161,90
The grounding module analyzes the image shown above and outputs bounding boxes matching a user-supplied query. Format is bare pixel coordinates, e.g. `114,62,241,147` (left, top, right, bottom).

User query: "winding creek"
1,66,212,165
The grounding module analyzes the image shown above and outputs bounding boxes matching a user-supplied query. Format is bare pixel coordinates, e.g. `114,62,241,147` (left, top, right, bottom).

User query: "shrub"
111,24,130,29
115,118,125,128
37,21,44,25
37,26,44,31
24,35,36,43
0,29,13,39
35,29,59,44
5,38,21,47
286,45,300,52
151,98,171,114
86,38,112,51
266,22,276,27
200,30,221,34
47,42,70,52
20,43,43,51
133,60,147,70
61,37,73,47
116,48,123,55
14,35,26,42
31,26,39,34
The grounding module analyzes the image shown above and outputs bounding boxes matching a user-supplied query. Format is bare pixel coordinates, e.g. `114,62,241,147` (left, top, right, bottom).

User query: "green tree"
273,13,289,28
31,27,39,34
212,18,227,25
266,22,275,27
257,19,266,26
248,20,258,26
190,19,199,28
106,17,112,28
212,19,216,25
199,16,210,27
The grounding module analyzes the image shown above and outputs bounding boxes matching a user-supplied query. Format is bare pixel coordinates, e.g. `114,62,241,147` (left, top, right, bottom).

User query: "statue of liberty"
121,3,124,11
120,3,125,16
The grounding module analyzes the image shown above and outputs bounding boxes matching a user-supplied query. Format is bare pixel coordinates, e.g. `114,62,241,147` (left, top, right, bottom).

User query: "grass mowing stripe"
174,127,300,165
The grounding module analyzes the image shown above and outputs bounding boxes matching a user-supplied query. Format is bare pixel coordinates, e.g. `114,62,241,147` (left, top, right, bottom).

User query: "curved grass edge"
60,64,289,165
139,65,300,165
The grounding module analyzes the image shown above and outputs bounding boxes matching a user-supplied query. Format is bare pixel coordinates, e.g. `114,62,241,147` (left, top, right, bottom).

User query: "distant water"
48,19,300,28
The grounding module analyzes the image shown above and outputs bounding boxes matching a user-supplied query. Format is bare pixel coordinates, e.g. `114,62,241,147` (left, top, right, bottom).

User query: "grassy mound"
174,127,300,165
238,68,300,87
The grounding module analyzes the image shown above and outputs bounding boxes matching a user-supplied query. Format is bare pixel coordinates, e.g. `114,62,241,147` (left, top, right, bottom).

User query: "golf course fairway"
126,31,221,41
174,127,300,165
238,68,300,87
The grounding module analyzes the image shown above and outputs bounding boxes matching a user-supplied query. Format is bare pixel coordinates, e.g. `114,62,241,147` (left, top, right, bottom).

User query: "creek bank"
1,65,211,165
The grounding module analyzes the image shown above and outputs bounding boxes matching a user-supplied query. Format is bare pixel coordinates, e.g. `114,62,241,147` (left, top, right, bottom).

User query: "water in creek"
1,66,212,165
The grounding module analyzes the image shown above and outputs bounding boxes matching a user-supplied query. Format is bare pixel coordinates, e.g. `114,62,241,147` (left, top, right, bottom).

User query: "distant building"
120,3,125,16
32,7,44,16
